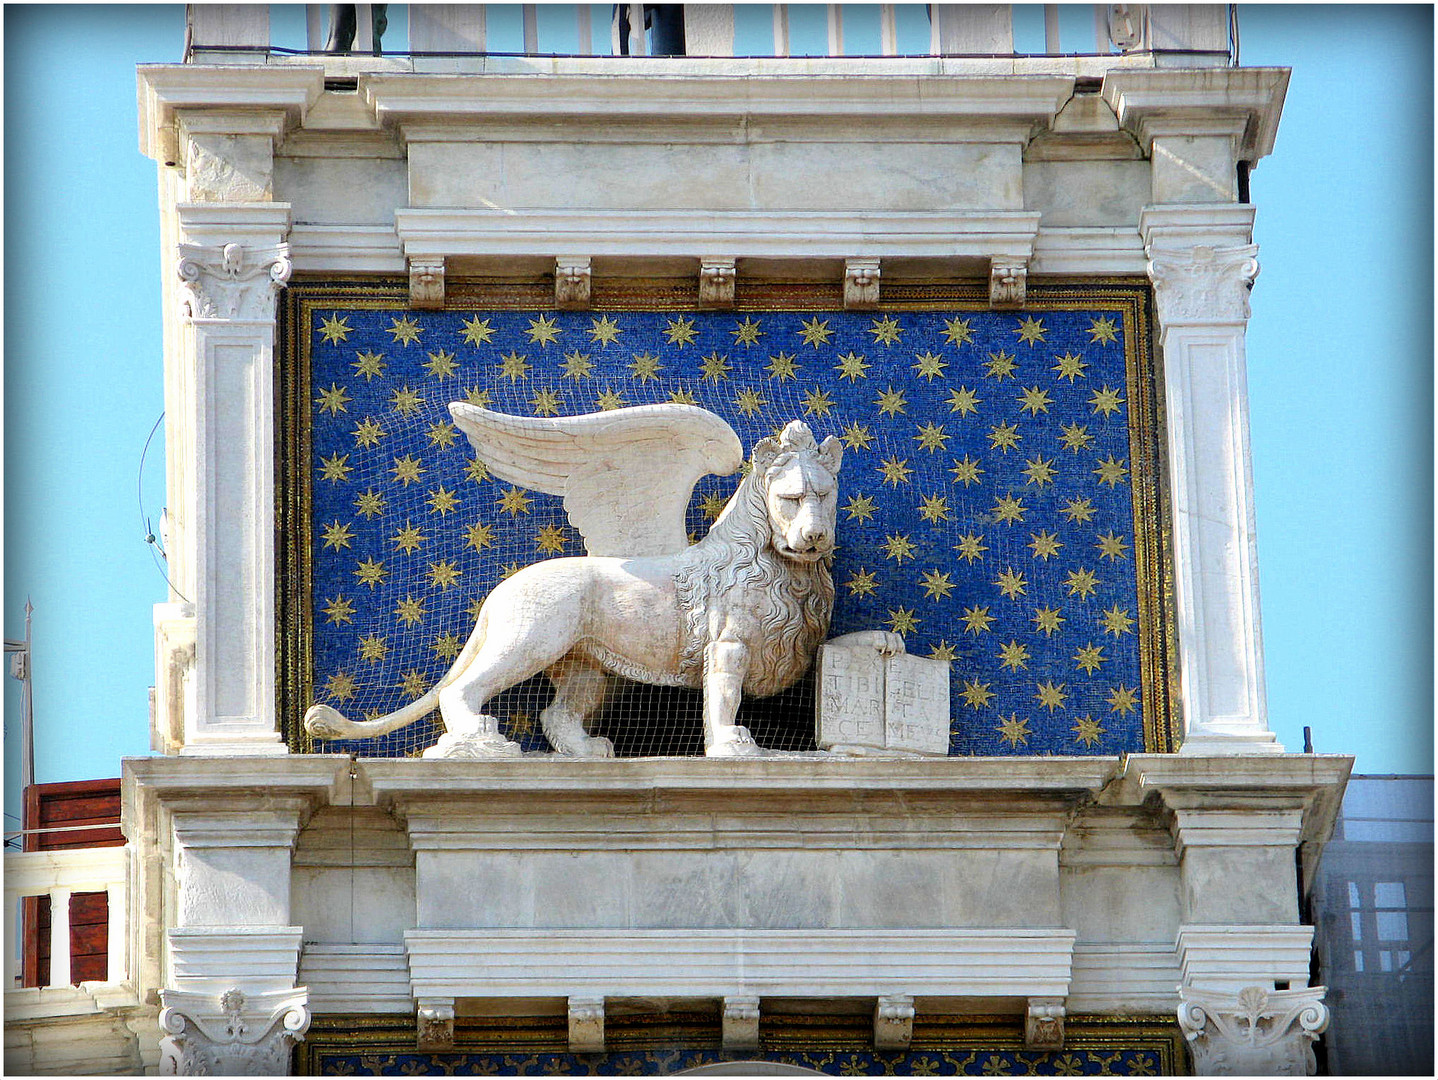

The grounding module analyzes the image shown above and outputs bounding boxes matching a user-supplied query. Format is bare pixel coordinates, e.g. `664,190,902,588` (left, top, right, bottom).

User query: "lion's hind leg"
541,656,615,758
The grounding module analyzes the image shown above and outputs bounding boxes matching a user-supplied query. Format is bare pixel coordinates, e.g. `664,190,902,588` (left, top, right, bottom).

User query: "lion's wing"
449,403,744,557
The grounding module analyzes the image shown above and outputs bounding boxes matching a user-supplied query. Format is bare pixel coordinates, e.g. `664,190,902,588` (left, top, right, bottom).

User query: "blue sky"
3,5,1431,834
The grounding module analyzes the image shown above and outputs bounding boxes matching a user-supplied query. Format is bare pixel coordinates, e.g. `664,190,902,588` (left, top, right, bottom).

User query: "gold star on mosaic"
919,569,955,600
988,421,1021,452
467,597,486,620
731,316,764,346
700,351,732,381
1094,455,1129,487
427,486,460,516
1035,680,1068,712
391,455,424,486
840,422,873,451
463,386,493,407
955,532,987,564
460,315,496,345
845,567,880,597
397,670,428,699
392,521,427,554
1107,684,1139,715
1018,386,1052,415
766,351,799,380
525,315,561,346
535,524,569,554
929,640,958,663
937,314,973,346
497,486,533,515
390,385,424,416
324,670,357,702
1096,531,1130,561
868,315,904,345
358,634,387,663
664,316,698,346
426,420,459,449
319,314,352,345
465,521,494,552
1013,315,1046,345
388,315,423,346
835,351,870,381
1052,351,1088,382
1072,715,1106,748
698,491,729,522
1061,497,1097,524
320,453,352,483
911,350,947,381
499,562,524,581
562,350,593,379
1088,315,1119,345
886,607,919,635
596,388,627,411
530,388,562,416
995,568,1027,599
433,633,462,661
354,557,387,588
353,417,386,448
587,315,623,346
1032,606,1065,636
1089,384,1125,416
996,713,1032,747
630,352,663,383
1101,605,1135,637
1074,643,1107,674
878,455,912,486
1059,422,1094,452
668,388,699,406
913,422,949,453
798,317,834,348
802,386,836,417
424,349,459,378
322,595,355,625
984,350,1019,379
354,489,386,519
498,351,531,382
1064,567,1100,599
946,386,981,416
875,386,907,416
883,533,916,563
961,678,995,708
844,493,877,524
918,493,951,523
993,494,1026,523
1022,456,1057,486
998,640,1031,671
950,456,984,487
352,350,386,380
1029,531,1063,560
463,458,491,484
395,595,425,627
322,520,354,551
316,383,350,415
733,387,767,417
428,560,462,590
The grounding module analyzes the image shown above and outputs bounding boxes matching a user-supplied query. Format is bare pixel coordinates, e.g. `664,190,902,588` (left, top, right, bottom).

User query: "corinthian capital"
176,241,291,322
1177,985,1329,1076
158,986,310,1076
1146,242,1260,326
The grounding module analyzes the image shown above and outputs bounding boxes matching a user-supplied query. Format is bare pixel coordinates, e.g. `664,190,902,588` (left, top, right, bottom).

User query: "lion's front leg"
702,639,761,758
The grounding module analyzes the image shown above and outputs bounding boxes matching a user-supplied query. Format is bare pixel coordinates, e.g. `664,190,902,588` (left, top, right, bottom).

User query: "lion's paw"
423,730,524,759
304,704,347,739
551,733,614,758
706,727,764,758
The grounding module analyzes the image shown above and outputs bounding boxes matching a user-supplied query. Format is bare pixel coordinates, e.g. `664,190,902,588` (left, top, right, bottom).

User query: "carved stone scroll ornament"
843,258,881,310
1025,998,1065,1050
158,987,310,1076
1146,243,1260,326
989,259,1027,308
873,994,915,1050
176,242,292,322
722,995,761,1050
409,256,445,310
698,258,737,308
555,256,593,310
416,999,455,1050
1177,985,1329,1076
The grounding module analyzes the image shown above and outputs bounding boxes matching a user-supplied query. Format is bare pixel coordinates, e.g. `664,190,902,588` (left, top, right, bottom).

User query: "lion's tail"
303,608,489,742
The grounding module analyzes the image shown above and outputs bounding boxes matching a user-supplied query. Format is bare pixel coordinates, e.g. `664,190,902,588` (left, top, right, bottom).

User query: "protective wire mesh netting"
296,296,1159,759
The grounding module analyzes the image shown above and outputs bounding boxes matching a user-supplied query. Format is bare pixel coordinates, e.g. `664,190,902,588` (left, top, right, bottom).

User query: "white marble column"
1140,204,1281,754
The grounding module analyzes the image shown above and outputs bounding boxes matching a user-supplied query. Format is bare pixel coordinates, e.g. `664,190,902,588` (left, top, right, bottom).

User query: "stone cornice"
137,64,326,162
1101,67,1290,161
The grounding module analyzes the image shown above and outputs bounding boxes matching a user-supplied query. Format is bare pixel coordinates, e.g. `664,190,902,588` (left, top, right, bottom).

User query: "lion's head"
750,420,843,563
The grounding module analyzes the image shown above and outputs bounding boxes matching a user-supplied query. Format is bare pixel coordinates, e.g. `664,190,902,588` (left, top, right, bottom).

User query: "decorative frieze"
721,995,760,1050
1025,998,1066,1050
1177,985,1329,1076
555,256,592,310
843,258,881,309
873,994,914,1050
989,258,1027,308
409,256,445,310
158,986,309,1077
176,242,291,323
1146,243,1260,326
698,258,736,308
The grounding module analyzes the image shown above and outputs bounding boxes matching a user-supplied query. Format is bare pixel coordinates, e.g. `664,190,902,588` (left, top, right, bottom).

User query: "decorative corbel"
698,258,737,309
1178,985,1329,1076
416,998,455,1050
409,257,445,310
1025,998,1066,1050
873,994,914,1050
844,258,881,310
555,256,593,310
990,258,1028,308
568,996,605,1053
722,995,761,1050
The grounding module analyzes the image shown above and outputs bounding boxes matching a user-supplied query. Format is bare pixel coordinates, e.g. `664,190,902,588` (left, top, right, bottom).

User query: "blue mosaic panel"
296,296,1164,757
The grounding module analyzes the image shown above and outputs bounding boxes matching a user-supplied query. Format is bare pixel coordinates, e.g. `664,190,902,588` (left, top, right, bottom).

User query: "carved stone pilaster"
416,999,455,1050
698,258,737,308
722,995,760,1050
176,242,291,322
409,256,446,310
989,258,1027,308
873,994,914,1050
1025,998,1066,1050
555,256,593,310
1146,243,1260,326
1178,985,1329,1076
568,996,605,1052
158,987,309,1076
843,258,881,309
